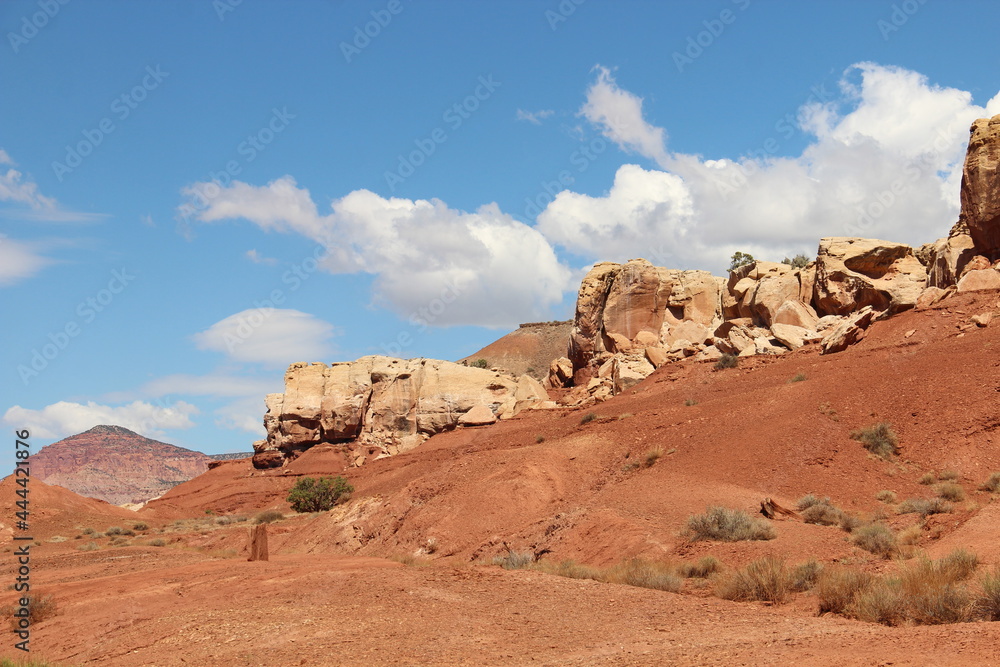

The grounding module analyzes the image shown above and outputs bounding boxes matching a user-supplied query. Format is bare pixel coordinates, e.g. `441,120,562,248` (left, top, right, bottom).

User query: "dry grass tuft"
876,490,897,504
684,507,775,542
642,448,663,468
714,353,739,370
936,482,965,502
790,560,823,592
715,556,789,604
898,497,953,517
850,422,899,459
918,472,937,485
979,471,1000,493
679,556,722,579
254,510,284,524
817,567,875,615
603,559,682,592
851,523,897,558
493,550,534,570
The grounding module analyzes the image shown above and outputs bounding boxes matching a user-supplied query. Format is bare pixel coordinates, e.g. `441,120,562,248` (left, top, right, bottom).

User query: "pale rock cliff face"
959,114,1000,261
254,356,548,468
812,237,927,316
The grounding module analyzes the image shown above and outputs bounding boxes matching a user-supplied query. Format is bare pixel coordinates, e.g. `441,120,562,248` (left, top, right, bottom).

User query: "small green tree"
729,251,755,272
471,358,489,369
287,476,354,513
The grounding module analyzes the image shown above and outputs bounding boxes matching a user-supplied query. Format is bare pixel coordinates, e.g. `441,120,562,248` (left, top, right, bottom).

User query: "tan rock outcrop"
923,232,977,288
256,356,548,467
821,306,877,354
813,238,927,316
459,404,497,426
957,268,1000,292
773,300,820,329
546,357,573,389
959,114,1000,261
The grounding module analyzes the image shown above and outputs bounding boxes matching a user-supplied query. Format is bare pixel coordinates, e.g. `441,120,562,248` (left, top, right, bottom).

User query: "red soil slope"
459,320,572,378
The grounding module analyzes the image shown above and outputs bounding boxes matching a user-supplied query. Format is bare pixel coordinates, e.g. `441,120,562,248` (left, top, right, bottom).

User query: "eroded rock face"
254,357,549,468
960,114,1000,261
813,238,927,316
923,231,977,289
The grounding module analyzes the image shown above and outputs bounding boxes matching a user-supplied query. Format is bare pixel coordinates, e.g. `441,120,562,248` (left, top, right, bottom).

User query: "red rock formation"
31,425,211,505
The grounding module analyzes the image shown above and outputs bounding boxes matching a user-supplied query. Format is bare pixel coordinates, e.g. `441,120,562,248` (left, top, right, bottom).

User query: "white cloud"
580,65,670,168
192,308,337,367
0,149,105,222
180,181,573,327
214,396,267,436
0,235,53,286
516,108,555,125
245,248,277,265
3,400,199,441
542,62,1000,273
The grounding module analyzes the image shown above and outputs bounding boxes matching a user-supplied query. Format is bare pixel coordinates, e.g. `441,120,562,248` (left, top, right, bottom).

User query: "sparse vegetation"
978,566,1000,621
936,482,965,502
105,526,125,536
81,527,95,535
685,507,775,542
643,448,663,468
818,402,839,421
470,358,489,369
979,471,1000,493
715,556,789,604
215,515,248,525
77,542,99,551
684,398,698,406
493,550,534,570
286,476,354,513
714,353,739,370
817,567,874,615
579,412,598,425
938,469,960,481
679,556,721,579
781,254,811,269
48,536,67,543
132,522,149,531
148,538,167,547
898,497,953,517
254,510,285,524
850,422,899,459
789,372,807,383
789,560,823,592
876,490,898,504
2,595,57,630
851,523,897,558
603,559,682,592
728,251,755,272
535,435,545,444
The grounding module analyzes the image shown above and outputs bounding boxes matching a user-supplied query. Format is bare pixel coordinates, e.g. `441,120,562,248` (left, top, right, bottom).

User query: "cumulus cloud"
0,235,53,286
3,400,199,441
192,308,337,367
580,66,670,168
180,181,573,327
541,62,1000,273
516,108,555,125
140,373,279,398
213,396,268,436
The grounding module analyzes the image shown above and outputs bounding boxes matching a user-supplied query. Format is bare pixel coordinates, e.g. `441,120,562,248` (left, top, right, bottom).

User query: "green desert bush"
685,507,775,542
850,422,899,459
470,358,489,369
918,472,937,485
789,372,807,383
286,476,354,513
105,526,124,536
714,353,739,370
579,412,598,425
851,523,897,558
132,522,149,531
715,556,789,604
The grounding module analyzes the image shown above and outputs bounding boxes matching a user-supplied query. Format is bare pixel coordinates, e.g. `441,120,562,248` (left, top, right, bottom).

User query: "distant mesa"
30,424,213,506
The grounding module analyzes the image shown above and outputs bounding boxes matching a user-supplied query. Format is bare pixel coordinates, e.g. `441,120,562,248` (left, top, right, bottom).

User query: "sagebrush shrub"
254,510,284,524
685,507,775,542
714,353,739,370
851,523,897,558
850,422,899,459
715,556,789,604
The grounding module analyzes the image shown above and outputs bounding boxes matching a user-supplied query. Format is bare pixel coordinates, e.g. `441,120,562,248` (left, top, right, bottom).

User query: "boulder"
821,307,877,354
915,286,950,309
924,232,977,288
568,262,621,369
459,405,497,427
645,346,669,368
957,268,1000,292
773,300,820,329
546,357,573,389
958,114,1000,261
754,336,786,356
813,237,928,316
633,330,660,348
611,355,655,394
959,255,993,278
770,323,813,350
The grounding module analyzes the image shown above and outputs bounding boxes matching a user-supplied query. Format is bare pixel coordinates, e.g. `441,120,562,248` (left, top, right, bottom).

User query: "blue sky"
3,0,999,454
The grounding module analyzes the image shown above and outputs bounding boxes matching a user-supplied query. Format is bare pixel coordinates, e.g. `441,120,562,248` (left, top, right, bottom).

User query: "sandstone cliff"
31,425,211,505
